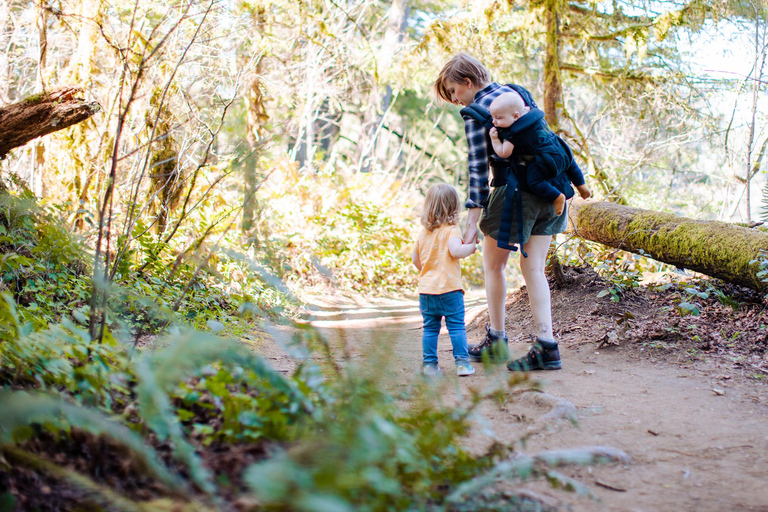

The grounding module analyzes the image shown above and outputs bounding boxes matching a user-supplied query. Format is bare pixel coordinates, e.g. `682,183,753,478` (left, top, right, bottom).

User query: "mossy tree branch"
0,87,100,159
570,200,768,291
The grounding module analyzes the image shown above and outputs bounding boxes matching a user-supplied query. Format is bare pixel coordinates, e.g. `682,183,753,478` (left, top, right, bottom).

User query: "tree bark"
0,87,100,159
543,0,562,131
242,6,269,234
569,200,768,291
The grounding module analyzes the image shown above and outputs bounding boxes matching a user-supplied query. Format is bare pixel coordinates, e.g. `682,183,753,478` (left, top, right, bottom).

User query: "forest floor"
267,265,768,512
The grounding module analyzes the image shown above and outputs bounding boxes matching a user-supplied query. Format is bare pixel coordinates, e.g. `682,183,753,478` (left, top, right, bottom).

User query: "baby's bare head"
489,92,527,128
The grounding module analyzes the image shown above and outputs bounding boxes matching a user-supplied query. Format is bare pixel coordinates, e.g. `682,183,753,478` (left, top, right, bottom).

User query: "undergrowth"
561,237,666,302
1,308,618,510
0,190,284,339
0,190,623,510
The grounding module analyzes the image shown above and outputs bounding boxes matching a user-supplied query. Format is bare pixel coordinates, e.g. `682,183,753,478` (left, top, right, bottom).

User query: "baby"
489,92,591,215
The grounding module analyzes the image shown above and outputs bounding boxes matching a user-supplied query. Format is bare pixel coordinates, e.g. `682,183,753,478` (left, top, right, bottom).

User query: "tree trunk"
0,87,100,159
242,69,268,233
543,0,562,131
66,0,103,230
569,200,768,291
242,6,269,234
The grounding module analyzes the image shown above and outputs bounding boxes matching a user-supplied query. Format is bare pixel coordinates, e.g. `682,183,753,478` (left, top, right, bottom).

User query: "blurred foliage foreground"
0,185,626,510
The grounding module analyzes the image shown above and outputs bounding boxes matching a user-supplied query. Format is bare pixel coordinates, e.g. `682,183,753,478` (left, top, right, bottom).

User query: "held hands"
463,226,480,256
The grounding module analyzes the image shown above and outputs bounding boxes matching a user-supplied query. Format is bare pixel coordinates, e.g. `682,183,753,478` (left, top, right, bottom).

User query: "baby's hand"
489,127,499,139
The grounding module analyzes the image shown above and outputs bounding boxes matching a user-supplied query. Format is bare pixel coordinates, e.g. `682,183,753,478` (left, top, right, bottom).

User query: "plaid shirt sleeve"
463,116,491,209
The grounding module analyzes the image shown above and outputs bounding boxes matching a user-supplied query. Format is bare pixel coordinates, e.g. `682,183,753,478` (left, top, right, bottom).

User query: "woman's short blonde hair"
421,183,460,231
434,53,491,103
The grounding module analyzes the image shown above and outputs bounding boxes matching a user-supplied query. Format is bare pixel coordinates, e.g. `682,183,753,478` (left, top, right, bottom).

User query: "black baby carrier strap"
459,103,494,130
495,161,527,257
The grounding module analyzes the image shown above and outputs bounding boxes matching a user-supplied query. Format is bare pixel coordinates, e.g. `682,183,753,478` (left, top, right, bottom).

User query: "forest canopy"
0,0,766,294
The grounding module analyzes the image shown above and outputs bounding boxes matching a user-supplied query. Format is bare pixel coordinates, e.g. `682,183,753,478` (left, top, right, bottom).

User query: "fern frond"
760,176,768,223
0,300,127,406
0,291,25,339
445,446,630,503
134,357,216,495
132,332,311,496
140,333,312,412
0,390,182,491
1,445,148,512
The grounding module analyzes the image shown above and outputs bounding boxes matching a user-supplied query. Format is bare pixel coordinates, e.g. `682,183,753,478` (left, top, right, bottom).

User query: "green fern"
243,371,495,510
0,292,128,407
761,177,768,223
140,333,310,409
446,446,630,503
134,357,216,495
133,333,314,494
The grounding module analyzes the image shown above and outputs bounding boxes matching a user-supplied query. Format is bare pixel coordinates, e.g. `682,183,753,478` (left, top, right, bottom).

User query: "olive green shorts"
478,185,568,245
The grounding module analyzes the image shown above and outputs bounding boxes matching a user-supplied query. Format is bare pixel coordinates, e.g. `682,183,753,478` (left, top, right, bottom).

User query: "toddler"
488,91,591,216
412,183,477,376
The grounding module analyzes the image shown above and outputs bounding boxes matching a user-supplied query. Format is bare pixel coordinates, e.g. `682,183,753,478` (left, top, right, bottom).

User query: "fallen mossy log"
569,200,768,291
0,86,100,159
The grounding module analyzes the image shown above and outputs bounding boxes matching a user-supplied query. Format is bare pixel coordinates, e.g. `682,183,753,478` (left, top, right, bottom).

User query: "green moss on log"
22,92,48,104
571,201,768,291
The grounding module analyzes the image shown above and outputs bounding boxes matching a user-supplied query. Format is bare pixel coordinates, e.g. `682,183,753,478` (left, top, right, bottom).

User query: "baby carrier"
460,84,573,256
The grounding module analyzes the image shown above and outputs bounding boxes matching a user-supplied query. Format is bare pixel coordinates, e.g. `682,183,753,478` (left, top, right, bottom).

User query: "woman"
434,53,566,371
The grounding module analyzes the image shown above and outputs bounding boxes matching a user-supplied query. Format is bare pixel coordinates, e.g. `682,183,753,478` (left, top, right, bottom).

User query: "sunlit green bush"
253,158,490,295
1,307,621,510
255,160,420,294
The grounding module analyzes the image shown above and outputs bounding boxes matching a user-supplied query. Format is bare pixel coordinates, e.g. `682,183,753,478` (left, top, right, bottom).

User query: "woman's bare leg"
483,236,512,332
519,235,554,341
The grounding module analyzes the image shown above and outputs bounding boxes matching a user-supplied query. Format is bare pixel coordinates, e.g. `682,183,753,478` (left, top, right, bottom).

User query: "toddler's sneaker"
456,362,475,376
423,363,442,376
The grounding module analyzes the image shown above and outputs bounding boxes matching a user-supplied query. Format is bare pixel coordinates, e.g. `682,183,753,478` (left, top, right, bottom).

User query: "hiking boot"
468,323,509,363
456,362,476,376
506,339,562,371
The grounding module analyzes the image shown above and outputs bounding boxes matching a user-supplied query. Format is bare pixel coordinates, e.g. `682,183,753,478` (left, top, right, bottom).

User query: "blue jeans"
419,290,470,365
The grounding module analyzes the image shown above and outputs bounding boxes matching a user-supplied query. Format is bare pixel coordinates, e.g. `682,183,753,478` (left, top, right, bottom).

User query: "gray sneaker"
423,364,442,376
456,362,476,376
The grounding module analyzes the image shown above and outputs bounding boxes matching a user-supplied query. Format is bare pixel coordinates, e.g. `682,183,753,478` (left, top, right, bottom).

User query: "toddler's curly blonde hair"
421,183,460,231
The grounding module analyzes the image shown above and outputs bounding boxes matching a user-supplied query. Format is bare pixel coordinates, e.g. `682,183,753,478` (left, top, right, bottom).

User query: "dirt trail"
266,282,768,512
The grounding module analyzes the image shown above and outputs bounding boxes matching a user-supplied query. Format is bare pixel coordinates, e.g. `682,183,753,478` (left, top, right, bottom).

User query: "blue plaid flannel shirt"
462,83,517,209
